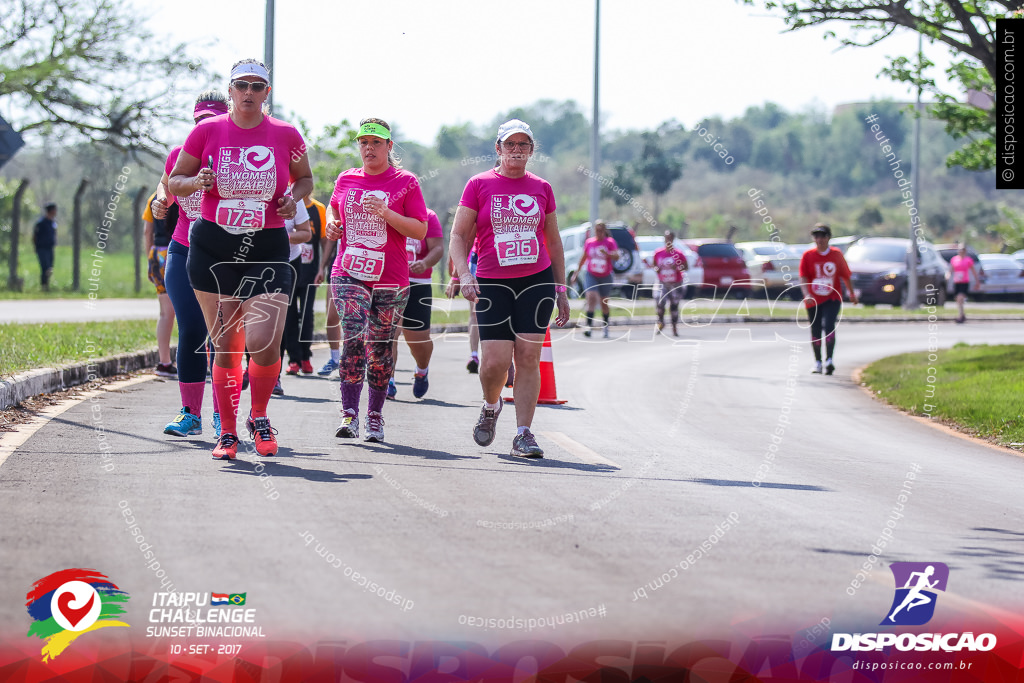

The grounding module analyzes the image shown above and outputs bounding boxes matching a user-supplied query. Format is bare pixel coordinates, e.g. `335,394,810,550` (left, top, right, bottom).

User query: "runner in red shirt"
799,223,858,375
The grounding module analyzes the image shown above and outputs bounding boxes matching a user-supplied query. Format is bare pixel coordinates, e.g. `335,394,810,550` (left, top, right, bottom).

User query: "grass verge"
1,320,164,376
861,343,1024,451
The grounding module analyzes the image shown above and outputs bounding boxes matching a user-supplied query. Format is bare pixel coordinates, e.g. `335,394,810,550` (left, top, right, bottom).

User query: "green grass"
1,245,151,299
0,320,163,375
861,344,1024,450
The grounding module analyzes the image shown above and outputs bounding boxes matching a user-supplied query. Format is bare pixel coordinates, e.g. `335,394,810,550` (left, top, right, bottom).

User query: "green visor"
355,122,391,140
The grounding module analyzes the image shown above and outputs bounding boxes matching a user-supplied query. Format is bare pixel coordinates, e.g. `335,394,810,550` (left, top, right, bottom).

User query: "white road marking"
540,431,621,468
0,375,156,475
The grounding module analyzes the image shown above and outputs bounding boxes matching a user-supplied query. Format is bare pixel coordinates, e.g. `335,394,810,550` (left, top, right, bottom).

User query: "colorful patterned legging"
330,276,409,390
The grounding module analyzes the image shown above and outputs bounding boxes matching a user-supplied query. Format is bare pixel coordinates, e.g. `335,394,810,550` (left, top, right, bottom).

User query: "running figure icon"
887,565,938,622
882,562,949,626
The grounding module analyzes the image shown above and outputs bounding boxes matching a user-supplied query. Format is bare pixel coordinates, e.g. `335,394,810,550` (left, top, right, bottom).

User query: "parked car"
561,222,643,298
635,236,704,299
828,234,863,253
935,243,985,297
734,241,804,299
845,237,947,306
977,254,1024,299
682,239,752,298
1013,249,1024,266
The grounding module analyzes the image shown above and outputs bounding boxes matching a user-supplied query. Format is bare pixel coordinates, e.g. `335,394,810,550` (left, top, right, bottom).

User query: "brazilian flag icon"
228,593,246,605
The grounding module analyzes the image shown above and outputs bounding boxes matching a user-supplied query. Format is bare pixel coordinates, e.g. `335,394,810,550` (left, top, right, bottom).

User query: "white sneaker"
364,411,385,443
811,361,823,374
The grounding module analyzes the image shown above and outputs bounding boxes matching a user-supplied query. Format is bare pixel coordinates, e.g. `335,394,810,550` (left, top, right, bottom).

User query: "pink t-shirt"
329,166,428,288
182,114,306,231
950,254,974,284
459,169,556,279
584,236,618,277
407,209,444,284
653,247,687,284
165,146,204,247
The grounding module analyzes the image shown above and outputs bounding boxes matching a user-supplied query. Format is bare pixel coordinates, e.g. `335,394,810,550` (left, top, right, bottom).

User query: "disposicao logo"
882,562,948,626
26,569,130,661
832,561,997,653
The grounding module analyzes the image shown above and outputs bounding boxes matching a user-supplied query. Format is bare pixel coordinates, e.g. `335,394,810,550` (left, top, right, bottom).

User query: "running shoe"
386,377,397,400
272,378,285,396
286,362,301,375
466,357,479,374
825,359,835,376
212,412,222,439
505,365,515,388
212,433,239,460
246,414,279,456
412,371,429,398
241,369,250,390
811,361,823,374
473,402,502,447
510,429,544,458
300,360,314,374
164,407,201,436
364,411,385,443
584,328,592,338
672,323,679,337
603,326,610,339
318,358,339,376
155,363,178,378
335,409,359,438
657,321,665,332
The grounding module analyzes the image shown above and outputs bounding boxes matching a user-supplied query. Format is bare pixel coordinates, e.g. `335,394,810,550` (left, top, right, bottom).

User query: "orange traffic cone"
503,327,567,405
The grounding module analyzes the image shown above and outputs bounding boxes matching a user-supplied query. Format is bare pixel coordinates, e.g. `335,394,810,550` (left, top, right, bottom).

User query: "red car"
683,239,752,298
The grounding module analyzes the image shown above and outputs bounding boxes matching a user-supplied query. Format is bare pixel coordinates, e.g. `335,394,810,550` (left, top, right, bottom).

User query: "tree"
603,162,644,207
0,0,211,157
746,0,1006,170
636,132,683,219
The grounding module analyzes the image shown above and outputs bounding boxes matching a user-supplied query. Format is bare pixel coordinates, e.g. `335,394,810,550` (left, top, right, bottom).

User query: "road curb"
1,347,171,411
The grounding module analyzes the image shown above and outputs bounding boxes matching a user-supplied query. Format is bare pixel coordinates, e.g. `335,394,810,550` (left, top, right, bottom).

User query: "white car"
978,254,1024,299
635,236,704,299
562,222,644,298
734,241,805,299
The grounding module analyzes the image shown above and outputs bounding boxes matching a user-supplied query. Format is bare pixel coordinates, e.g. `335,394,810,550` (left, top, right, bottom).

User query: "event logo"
512,194,539,217
243,146,275,173
882,562,948,626
26,569,130,662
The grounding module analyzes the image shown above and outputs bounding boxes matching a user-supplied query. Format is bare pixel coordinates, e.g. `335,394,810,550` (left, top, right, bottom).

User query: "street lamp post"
589,0,601,228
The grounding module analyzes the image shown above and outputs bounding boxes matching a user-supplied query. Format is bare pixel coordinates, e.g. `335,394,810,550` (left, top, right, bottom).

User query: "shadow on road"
219,459,372,483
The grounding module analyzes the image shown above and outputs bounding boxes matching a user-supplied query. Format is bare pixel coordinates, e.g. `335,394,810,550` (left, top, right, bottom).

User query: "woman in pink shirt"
570,220,620,338
448,119,571,459
168,59,313,460
950,243,980,323
325,118,428,443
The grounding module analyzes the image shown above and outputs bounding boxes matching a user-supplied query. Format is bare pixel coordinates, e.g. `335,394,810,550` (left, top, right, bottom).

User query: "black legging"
806,299,841,361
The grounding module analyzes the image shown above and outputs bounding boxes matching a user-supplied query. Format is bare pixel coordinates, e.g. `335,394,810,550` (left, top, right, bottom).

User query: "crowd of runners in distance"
145,58,854,461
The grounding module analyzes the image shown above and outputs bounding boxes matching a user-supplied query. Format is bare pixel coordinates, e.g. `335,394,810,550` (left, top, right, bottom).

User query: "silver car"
635,236,704,299
735,241,804,299
978,254,1024,299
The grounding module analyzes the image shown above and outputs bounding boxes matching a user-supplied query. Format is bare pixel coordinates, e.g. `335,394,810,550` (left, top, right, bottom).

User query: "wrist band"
555,285,567,293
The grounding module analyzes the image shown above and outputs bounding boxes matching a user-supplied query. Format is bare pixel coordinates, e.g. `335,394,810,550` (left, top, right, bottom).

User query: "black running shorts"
475,266,556,341
187,218,295,300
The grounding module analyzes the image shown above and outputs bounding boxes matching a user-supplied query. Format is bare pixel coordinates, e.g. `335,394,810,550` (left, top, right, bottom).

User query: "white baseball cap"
496,119,534,143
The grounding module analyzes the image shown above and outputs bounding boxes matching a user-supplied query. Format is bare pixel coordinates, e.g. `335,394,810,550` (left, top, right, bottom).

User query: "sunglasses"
502,141,533,151
230,79,268,93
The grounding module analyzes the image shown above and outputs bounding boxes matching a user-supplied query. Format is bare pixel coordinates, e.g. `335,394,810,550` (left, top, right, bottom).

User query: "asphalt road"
1,320,1021,648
